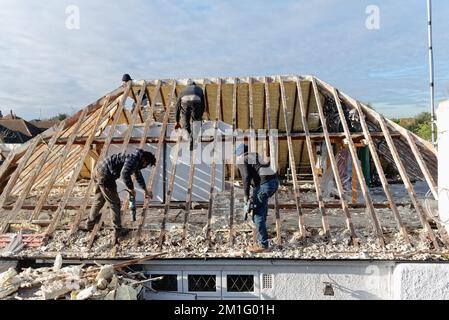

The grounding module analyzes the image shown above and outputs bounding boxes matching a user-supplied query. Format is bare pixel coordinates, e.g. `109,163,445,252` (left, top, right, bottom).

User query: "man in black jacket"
174,80,205,149
236,144,279,253
86,149,156,240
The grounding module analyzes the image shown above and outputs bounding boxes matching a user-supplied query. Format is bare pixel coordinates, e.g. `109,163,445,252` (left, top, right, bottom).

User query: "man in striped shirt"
86,149,156,240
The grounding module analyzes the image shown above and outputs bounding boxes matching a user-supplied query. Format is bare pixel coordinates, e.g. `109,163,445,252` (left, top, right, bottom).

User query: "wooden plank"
0,138,41,233
264,77,282,245
85,84,133,248
404,131,438,200
0,136,41,209
65,96,118,234
45,99,113,235
295,77,330,237
331,87,385,246
29,108,89,222
52,131,401,145
248,77,256,152
204,78,222,248
139,81,162,149
351,161,357,204
68,178,95,235
158,132,182,249
228,78,238,246
376,113,440,249
181,123,202,246
314,76,437,158
337,97,410,243
202,83,210,120
122,82,148,153
12,100,120,195
247,77,258,243
279,76,306,237
133,80,177,248
119,82,149,215
0,147,21,184
298,84,313,176
46,96,114,236
10,121,67,214
311,77,357,240
1,201,410,212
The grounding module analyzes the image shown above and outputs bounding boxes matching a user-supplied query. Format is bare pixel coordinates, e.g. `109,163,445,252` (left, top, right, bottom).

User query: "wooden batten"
134,80,177,248
279,77,306,237
0,75,442,253
264,77,282,245
205,78,222,248
295,76,330,238
330,87,385,247
311,77,357,241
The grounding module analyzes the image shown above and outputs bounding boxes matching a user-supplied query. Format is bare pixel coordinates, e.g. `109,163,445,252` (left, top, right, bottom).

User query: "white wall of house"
393,263,449,299
141,260,395,300
136,259,449,300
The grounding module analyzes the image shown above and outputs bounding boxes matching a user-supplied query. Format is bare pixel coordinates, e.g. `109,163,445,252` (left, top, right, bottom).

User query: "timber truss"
0,75,445,255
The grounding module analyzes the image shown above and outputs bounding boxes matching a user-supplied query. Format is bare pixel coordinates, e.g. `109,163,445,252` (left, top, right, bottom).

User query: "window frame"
147,271,183,293
183,271,222,297
222,271,260,298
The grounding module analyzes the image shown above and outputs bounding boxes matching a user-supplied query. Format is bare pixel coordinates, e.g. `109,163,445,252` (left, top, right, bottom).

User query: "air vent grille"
262,274,273,289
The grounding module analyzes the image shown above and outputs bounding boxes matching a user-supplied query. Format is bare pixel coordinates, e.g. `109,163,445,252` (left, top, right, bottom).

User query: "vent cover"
262,274,273,289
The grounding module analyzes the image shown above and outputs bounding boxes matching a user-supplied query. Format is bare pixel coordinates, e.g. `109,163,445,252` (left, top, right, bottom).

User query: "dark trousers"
180,101,204,149
252,177,279,248
87,175,122,230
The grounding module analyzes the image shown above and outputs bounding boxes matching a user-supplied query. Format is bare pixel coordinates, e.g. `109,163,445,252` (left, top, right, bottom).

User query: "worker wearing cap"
122,74,148,109
174,80,205,150
86,149,156,243
122,73,133,86
236,144,279,253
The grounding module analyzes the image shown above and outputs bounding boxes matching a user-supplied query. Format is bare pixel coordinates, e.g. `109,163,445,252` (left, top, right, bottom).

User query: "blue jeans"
252,178,279,248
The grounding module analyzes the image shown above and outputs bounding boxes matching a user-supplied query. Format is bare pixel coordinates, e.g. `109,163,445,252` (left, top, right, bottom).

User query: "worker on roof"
236,144,279,253
86,148,156,244
174,80,205,150
122,73,133,86
122,73,148,110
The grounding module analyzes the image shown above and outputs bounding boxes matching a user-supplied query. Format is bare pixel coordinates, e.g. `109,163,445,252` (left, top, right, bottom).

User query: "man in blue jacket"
236,144,279,253
86,149,156,240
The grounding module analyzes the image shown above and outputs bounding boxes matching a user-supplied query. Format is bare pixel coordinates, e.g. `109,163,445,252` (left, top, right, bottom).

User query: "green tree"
395,112,433,141
51,113,68,121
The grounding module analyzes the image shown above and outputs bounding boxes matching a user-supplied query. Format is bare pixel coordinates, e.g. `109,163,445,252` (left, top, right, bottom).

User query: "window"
226,275,254,292
188,274,217,292
150,274,178,292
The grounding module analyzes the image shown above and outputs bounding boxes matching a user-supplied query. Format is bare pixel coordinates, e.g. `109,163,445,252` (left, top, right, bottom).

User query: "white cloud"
0,0,448,119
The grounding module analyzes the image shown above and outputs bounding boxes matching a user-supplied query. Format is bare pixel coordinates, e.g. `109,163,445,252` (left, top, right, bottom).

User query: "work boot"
248,245,270,254
112,228,129,245
85,217,100,232
117,228,130,237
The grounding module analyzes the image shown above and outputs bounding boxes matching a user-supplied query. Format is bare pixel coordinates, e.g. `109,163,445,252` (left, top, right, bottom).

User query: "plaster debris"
0,253,163,300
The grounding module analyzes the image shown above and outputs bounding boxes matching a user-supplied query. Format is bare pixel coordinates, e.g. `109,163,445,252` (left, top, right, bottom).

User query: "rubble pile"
0,254,156,300
4,182,448,262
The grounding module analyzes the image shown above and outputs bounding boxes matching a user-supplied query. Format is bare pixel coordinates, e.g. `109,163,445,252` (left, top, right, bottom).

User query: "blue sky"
0,0,448,119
